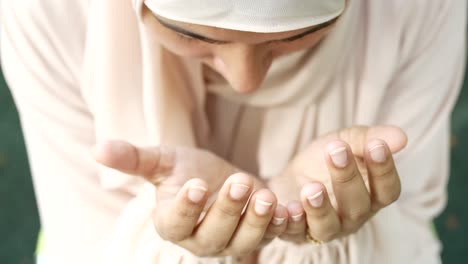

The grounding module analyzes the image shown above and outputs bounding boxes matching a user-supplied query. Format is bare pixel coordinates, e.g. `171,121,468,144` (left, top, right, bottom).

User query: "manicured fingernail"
369,144,386,163
272,217,286,226
187,186,207,203
329,146,348,168
229,183,250,200
255,199,272,215
307,191,324,208
291,213,303,222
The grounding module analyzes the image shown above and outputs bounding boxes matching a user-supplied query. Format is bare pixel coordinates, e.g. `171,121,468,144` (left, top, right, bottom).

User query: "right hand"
269,125,407,243
92,141,288,258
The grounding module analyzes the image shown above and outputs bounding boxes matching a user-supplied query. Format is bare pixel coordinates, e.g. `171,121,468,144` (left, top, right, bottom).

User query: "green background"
0,66,467,263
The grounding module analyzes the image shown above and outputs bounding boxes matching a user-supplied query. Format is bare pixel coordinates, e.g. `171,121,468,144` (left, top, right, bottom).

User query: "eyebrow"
155,16,338,45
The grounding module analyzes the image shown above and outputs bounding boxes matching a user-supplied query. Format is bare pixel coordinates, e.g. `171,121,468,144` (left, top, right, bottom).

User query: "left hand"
268,126,407,243
93,142,288,257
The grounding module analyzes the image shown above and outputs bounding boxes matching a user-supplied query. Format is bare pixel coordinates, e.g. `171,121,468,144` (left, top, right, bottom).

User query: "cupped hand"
269,126,407,243
93,142,288,257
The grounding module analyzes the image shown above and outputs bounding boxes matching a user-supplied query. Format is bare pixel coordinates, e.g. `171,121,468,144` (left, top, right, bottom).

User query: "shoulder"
2,0,90,31
380,0,465,28
363,0,465,58
1,0,90,71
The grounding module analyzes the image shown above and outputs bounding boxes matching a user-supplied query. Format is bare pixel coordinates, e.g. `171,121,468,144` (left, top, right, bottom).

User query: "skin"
92,2,406,260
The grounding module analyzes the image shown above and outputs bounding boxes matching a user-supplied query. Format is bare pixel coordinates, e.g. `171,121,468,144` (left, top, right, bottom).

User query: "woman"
1,0,465,263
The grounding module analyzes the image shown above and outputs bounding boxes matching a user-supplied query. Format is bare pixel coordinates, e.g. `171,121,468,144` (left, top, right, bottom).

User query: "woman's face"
142,6,339,93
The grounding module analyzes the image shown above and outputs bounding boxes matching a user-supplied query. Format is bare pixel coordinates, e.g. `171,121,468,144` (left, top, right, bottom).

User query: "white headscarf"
133,0,345,32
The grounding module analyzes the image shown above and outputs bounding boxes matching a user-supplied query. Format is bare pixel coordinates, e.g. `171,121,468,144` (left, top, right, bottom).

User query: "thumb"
334,125,408,157
92,140,175,182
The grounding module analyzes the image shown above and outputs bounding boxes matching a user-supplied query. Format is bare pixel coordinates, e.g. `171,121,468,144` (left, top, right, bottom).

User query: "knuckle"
264,227,282,239
246,215,270,230
231,247,254,257
175,204,201,219
375,179,401,208
194,238,229,256
263,232,278,240
310,222,340,242
279,233,304,244
163,232,186,242
284,220,306,235
153,218,171,240
346,211,367,222
154,225,174,241
383,184,401,205
215,203,244,218
334,169,360,184
154,215,192,242
157,224,187,242
374,164,397,179
190,247,211,257
308,207,330,220
345,204,371,222
200,243,226,256
284,226,305,236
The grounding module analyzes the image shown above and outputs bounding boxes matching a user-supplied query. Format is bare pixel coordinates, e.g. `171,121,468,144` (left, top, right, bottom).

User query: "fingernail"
329,146,348,168
291,213,304,222
255,199,272,215
307,191,324,208
229,183,250,200
187,186,207,203
272,217,286,226
369,144,387,163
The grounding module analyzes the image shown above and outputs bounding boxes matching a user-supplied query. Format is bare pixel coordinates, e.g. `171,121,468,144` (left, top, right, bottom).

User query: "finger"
154,178,208,242
182,173,253,256
365,139,401,212
92,140,175,180
333,126,408,157
325,141,371,232
279,201,306,243
259,204,288,247
226,189,277,256
301,183,341,242
365,126,408,153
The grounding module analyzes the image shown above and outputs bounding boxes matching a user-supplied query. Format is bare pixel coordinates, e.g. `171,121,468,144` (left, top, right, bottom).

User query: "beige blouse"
1,0,466,263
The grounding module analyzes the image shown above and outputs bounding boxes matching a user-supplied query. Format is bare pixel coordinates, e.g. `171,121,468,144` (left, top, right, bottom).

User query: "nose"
214,44,273,94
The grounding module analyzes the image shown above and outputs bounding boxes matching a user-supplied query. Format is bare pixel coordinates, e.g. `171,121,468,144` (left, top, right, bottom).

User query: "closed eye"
153,13,338,46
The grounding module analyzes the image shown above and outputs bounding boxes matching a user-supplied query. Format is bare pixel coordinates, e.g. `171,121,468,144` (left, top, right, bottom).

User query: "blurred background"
0,66,468,263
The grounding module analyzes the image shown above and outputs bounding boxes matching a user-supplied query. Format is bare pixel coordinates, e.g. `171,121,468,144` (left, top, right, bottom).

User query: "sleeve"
260,0,466,263
0,1,135,263
378,0,466,222
368,0,466,261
